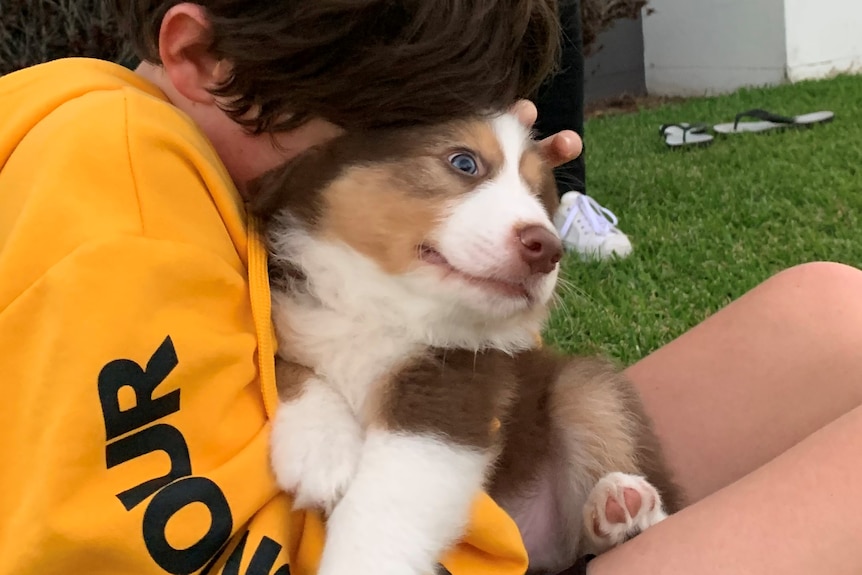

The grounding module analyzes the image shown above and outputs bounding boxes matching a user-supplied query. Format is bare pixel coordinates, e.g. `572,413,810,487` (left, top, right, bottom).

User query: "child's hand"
511,99,583,168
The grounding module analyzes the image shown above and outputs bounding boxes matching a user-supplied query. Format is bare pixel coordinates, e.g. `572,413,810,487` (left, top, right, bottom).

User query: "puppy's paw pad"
583,472,667,551
603,486,642,524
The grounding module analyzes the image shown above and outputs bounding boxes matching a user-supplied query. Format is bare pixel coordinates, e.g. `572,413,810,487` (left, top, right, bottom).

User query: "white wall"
784,0,862,82
643,0,787,96
643,0,862,96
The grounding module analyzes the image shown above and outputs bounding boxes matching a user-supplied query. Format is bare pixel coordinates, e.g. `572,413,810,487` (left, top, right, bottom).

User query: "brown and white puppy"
250,112,682,575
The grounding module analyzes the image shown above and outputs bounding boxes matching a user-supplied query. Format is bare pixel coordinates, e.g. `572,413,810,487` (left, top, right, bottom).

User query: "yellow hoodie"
0,58,529,575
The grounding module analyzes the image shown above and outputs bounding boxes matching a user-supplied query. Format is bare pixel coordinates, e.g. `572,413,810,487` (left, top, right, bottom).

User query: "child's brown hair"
111,0,561,134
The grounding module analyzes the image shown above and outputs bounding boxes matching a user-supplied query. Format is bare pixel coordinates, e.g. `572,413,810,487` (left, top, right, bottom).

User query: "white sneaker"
553,191,633,260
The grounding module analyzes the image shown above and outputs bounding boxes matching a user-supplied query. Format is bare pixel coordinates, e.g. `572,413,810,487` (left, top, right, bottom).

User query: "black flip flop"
714,109,834,135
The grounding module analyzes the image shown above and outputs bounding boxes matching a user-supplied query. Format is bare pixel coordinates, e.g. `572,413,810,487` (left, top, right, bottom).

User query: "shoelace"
559,194,620,238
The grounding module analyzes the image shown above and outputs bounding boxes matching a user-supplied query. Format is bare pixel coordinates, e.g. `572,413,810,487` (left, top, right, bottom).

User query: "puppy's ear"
247,142,341,229
530,143,562,217
246,159,300,222
538,166,561,217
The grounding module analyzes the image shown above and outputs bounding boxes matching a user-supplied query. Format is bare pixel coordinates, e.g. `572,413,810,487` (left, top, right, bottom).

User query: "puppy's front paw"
583,472,667,553
270,390,364,516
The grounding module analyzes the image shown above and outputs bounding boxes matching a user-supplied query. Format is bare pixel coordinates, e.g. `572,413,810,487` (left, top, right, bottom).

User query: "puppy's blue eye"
449,152,479,175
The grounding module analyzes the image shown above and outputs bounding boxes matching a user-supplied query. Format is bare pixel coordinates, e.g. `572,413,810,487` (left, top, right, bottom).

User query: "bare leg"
582,262,862,573
626,261,862,503
589,403,862,575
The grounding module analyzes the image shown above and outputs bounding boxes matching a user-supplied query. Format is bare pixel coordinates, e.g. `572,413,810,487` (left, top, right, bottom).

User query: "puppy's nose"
517,225,563,274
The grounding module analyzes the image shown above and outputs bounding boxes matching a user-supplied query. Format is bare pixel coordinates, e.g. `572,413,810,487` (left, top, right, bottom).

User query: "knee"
765,261,862,299
755,262,862,330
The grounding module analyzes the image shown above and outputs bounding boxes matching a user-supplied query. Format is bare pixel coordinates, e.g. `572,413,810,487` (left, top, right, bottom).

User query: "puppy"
250,112,682,575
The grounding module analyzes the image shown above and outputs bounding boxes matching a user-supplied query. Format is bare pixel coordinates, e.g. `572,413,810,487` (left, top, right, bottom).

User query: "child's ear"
158,3,228,105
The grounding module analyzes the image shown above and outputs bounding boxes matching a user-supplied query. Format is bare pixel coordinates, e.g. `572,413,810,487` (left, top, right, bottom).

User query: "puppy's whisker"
550,292,576,318
555,276,595,306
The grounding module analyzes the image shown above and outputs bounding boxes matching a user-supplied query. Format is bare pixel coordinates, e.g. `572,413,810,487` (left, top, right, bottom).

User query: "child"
0,1,581,574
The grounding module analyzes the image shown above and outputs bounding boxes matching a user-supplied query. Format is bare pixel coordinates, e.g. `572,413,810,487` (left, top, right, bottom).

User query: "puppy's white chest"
318,335,413,416
277,298,419,416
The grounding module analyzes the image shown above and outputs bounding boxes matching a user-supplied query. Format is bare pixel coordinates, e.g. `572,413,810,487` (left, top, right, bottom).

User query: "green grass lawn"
544,74,862,365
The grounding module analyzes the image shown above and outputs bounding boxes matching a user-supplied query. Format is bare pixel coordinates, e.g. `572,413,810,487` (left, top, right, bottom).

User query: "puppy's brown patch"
370,349,518,450
320,167,444,274
485,351,559,500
